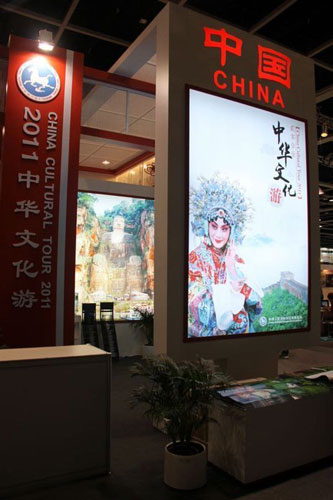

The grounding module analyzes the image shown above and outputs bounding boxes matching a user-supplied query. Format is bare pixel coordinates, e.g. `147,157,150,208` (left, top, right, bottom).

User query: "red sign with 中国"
0,36,83,347
203,26,291,108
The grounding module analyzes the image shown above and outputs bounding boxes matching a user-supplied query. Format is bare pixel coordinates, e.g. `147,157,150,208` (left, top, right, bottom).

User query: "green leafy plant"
131,306,154,346
130,355,231,454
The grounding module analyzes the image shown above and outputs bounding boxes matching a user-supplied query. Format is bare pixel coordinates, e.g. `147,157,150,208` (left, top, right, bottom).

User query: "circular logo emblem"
259,316,268,327
17,59,60,102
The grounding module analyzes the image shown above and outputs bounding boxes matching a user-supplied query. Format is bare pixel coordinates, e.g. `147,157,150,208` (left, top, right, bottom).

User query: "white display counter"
75,314,147,357
115,321,147,357
0,345,111,496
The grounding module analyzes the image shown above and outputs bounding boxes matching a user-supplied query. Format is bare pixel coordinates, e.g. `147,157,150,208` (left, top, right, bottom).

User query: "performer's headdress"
189,175,252,244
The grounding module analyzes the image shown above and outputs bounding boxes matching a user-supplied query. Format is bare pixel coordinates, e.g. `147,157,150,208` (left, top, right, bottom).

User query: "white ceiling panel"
79,155,88,164
92,145,141,161
128,93,155,118
100,89,127,114
79,140,102,156
80,157,119,168
128,119,155,138
141,107,155,121
147,55,156,66
81,86,117,125
132,62,156,84
85,110,126,132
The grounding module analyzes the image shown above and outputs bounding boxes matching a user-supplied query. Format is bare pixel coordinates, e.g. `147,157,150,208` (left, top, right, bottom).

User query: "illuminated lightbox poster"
187,87,308,339
75,192,154,320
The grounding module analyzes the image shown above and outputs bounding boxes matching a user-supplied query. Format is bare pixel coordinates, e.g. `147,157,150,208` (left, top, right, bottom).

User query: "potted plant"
130,355,230,490
131,305,154,357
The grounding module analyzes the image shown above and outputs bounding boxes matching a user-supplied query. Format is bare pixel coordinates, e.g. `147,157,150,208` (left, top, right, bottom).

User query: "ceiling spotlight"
38,29,54,52
102,160,110,165
321,122,328,138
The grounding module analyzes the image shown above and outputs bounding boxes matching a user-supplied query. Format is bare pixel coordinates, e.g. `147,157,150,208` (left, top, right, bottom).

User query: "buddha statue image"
91,215,141,300
100,215,136,267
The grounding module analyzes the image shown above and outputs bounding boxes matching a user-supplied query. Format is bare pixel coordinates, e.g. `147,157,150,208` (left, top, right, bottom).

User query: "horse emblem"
17,59,60,102
24,66,55,93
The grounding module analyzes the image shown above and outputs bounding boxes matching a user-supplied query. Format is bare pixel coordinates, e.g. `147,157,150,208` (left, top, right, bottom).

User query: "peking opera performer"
188,176,263,337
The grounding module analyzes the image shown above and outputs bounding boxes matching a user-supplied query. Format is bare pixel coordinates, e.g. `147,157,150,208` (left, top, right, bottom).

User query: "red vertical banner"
0,36,83,347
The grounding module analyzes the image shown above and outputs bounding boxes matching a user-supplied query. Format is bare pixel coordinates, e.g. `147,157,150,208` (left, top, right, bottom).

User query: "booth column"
154,4,319,378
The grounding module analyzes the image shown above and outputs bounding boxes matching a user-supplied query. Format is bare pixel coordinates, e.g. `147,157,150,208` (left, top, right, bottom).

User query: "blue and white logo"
259,316,268,327
17,58,60,102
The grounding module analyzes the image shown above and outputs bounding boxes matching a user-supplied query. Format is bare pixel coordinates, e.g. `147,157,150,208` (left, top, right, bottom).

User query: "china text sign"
204,26,291,108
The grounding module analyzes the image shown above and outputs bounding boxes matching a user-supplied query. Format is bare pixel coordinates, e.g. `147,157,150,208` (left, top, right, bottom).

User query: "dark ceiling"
0,0,332,246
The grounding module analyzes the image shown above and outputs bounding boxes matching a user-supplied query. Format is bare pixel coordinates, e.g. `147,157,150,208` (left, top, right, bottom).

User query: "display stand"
0,345,111,497
208,392,333,483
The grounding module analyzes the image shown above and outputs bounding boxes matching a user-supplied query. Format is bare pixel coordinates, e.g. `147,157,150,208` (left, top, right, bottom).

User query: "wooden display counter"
0,345,111,497
208,391,333,483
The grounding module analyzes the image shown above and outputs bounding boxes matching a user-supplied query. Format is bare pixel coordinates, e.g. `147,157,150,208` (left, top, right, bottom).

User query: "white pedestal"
0,345,111,496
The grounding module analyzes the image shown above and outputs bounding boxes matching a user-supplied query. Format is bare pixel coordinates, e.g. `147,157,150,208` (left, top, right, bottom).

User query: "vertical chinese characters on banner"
0,37,83,347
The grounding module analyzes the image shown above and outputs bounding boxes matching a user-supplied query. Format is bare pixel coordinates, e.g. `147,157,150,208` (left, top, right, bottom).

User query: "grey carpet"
8,347,333,500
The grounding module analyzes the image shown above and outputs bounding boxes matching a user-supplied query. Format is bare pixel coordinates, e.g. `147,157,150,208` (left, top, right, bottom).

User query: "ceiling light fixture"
38,29,54,52
143,161,155,176
102,160,110,165
321,122,328,138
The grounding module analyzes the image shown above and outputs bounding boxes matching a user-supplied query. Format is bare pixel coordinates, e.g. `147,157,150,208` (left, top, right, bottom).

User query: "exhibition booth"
0,2,320,373
0,3,325,493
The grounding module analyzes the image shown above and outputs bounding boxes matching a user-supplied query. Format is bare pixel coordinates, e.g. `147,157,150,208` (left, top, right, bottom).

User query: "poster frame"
76,188,154,323
184,83,311,343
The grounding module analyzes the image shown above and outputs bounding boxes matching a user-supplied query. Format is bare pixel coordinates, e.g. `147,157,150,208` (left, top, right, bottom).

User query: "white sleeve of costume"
235,261,264,298
212,280,245,330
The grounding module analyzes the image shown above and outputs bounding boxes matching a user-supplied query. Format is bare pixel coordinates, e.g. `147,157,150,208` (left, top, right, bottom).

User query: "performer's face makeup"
208,218,231,249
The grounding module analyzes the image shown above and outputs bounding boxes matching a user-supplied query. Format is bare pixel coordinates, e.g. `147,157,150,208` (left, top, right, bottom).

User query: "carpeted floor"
7,344,333,500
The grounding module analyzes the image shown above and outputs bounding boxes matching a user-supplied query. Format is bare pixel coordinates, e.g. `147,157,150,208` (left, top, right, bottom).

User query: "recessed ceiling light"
102,160,110,165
